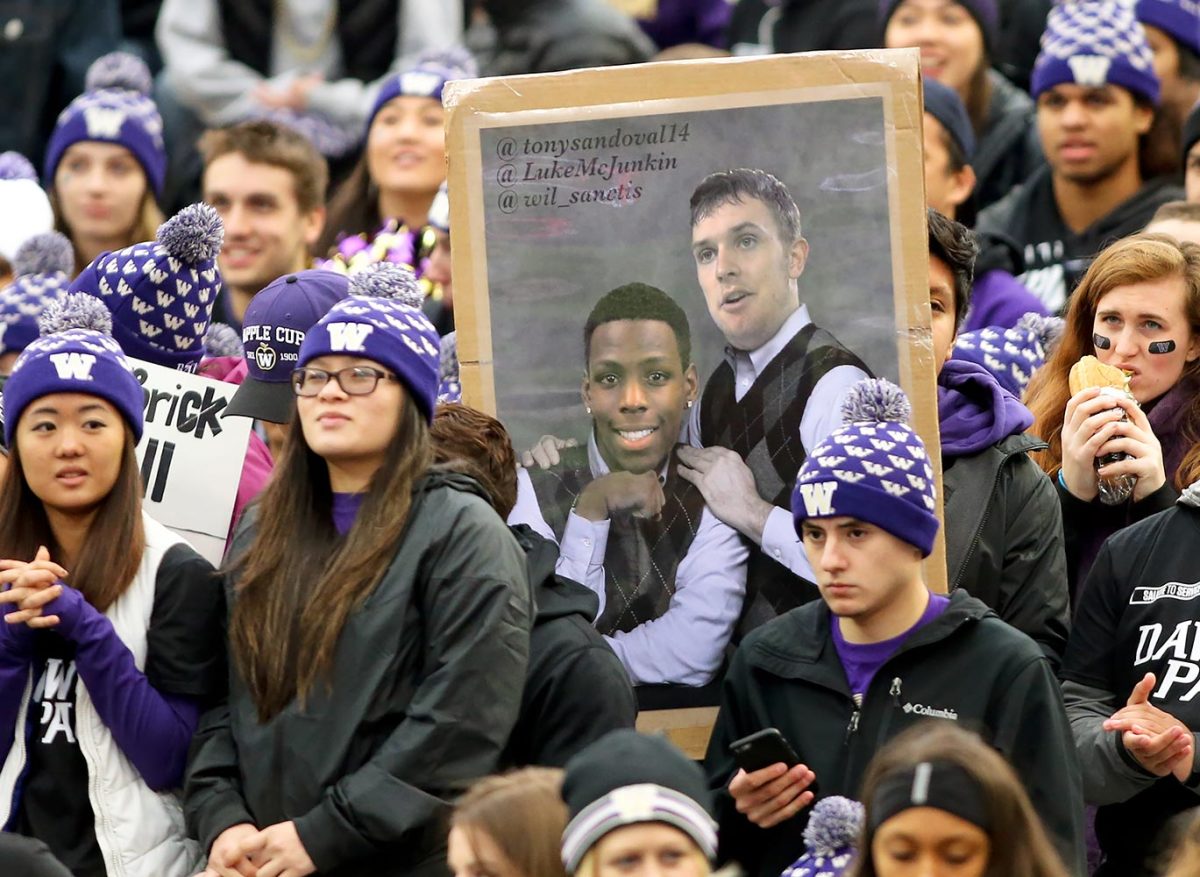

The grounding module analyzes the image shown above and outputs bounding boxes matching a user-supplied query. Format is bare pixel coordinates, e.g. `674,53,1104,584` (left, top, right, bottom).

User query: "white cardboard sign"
131,358,251,565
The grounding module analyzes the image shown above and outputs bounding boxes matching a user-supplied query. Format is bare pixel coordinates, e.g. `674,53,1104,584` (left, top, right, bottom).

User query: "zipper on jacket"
843,708,860,744
889,677,902,705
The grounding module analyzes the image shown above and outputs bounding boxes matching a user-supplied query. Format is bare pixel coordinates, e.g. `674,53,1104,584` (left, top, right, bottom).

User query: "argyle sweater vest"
699,322,869,635
527,446,705,636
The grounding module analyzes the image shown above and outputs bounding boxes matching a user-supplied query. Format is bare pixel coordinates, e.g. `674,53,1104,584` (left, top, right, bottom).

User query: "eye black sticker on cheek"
1149,340,1177,354
1093,333,1112,350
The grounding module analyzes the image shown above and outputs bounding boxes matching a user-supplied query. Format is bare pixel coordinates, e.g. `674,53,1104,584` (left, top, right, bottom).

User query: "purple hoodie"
938,358,1034,458
964,269,1050,334
635,0,732,48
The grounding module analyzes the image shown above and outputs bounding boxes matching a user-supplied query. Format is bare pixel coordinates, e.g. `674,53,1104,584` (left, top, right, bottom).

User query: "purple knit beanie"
1136,0,1200,56
366,47,478,134
68,203,224,374
1031,1,1161,105
879,0,1000,53
792,379,939,556
3,294,145,446
43,52,166,197
297,263,441,421
0,233,75,357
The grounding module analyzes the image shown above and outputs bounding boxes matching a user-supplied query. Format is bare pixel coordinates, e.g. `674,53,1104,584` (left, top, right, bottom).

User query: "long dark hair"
228,391,432,721
0,426,145,612
315,157,379,258
851,723,1069,877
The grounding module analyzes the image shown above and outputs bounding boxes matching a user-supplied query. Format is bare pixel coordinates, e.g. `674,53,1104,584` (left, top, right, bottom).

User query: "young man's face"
203,152,324,297
1187,141,1200,203
582,319,699,475
922,114,976,220
1036,84,1153,185
929,253,958,374
690,196,808,352
799,517,924,623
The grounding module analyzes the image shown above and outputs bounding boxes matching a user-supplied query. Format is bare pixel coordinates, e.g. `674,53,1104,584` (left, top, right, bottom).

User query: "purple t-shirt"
832,593,950,703
332,492,366,535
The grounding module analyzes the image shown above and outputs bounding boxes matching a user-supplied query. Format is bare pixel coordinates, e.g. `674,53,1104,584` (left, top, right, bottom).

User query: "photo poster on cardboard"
444,51,943,703
132,358,251,566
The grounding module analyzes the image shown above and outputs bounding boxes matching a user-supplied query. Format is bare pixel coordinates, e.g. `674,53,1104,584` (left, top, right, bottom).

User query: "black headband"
868,761,991,832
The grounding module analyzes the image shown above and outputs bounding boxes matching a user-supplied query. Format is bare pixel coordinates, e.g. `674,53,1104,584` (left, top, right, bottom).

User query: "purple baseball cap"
225,269,350,423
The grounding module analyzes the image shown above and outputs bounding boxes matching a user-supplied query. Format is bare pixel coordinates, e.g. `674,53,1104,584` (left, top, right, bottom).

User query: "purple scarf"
937,359,1034,457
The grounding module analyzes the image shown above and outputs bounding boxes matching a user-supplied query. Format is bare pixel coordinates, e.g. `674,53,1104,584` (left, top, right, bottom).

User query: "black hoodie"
977,166,1183,314
704,590,1086,877
502,526,637,769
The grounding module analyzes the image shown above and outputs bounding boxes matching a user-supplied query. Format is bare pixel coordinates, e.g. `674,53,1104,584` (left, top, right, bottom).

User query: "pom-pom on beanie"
781,797,865,877
0,232,76,356
68,203,223,373
560,730,717,876
1031,1,1160,105
297,262,441,421
43,52,166,196
792,378,939,556
3,293,145,446
366,47,478,133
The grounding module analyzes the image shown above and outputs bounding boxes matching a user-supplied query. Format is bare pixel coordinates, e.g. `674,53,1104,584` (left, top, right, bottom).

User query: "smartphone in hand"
729,728,819,795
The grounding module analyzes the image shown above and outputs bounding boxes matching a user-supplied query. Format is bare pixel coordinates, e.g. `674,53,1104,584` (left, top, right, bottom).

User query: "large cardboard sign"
445,52,943,712
132,359,250,566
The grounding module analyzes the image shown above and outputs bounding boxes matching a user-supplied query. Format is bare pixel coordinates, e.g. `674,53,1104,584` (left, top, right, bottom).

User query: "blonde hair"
572,828,715,877
452,768,568,877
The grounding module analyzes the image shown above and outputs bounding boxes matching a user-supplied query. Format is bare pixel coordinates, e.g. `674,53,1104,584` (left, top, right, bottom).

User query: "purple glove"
40,584,201,790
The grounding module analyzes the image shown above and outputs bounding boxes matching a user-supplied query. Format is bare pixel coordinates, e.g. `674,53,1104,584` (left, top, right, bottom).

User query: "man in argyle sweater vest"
677,169,870,639
511,284,748,687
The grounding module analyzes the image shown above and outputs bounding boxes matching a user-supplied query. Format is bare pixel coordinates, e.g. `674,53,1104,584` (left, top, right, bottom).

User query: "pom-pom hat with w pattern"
297,263,441,422
1031,0,1161,105
68,203,224,373
792,378,939,556
3,294,145,446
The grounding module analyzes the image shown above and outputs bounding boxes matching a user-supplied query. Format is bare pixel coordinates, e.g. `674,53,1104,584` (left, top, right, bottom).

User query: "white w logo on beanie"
798,481,838,517
49,352,96,381
84,106,127,139
1067,55,1112,86
327,323,374,352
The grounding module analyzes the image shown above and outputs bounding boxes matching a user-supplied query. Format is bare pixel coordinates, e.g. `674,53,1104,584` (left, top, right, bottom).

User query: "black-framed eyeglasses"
291,366,399,397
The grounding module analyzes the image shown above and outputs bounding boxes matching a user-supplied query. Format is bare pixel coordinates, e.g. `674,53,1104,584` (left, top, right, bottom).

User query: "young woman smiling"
0,295,223,877
318,50,474,259
1025,234,1200,597
186,264,531,877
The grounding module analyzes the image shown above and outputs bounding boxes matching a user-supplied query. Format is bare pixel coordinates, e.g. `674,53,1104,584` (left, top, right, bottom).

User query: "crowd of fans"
4,0,1200,876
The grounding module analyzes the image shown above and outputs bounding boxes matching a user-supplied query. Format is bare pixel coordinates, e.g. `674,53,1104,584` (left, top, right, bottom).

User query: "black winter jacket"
1063,498,1200,876
185,473,533,877
943,433,1070,668
724,0,879,53
503,526,636,768
704,591,1086,877
974,71,1044,213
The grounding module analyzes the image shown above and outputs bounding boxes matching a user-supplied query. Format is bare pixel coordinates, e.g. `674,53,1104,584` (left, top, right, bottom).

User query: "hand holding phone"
727,729,818,828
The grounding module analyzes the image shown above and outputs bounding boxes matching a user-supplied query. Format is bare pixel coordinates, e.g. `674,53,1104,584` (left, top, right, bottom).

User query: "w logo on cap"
327,323,373,352
1068,55,1112,87
798,481,838,517
49,352,97,381
254,344,277,371
84,106,127,139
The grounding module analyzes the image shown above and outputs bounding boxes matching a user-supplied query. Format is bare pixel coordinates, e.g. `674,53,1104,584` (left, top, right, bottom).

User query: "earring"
687,400,693,408
586,406,592,414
